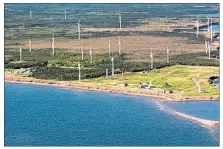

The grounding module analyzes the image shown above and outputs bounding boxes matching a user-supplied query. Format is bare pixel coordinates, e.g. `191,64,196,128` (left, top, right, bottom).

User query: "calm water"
187,13,219,18
163,101,219,121
4,82,219,146
200,24,219,32
213,80,220,87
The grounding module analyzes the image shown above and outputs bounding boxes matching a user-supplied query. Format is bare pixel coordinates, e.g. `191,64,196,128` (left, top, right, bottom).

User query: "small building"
139,82,149,88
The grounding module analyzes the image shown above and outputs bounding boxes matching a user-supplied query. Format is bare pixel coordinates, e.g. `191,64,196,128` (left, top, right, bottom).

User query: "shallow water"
163,101,219,121
4,82,219,146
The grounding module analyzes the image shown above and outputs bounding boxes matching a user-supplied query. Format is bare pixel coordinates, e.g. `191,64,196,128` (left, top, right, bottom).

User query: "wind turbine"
150,48,153,70
106,68,108,79
81,40,84,60
64,10,67,19
77,20,81,40
108,39,111,57
78,63,81,81
89,46,92,63
19,46,22,62
52,33,55,56
210,18,213,41
118,37,121,55
196,18,199,38
208,42,211,59
111,57,115,75
29,38,32,52
119,13,122,29
166,46,169,64
30,9,32,19
205,39,208,54
207,17,210,32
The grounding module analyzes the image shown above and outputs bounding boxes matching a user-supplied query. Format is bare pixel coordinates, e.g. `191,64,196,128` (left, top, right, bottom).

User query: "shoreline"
156,101,219,128
5,79,220,129
4,76,219,102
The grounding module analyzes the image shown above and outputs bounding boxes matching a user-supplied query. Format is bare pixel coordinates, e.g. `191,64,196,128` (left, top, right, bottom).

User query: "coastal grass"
83,65,219,97
5,65,219,98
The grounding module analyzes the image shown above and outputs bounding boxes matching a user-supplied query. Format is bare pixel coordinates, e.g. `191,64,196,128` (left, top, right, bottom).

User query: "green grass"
83,65,219,97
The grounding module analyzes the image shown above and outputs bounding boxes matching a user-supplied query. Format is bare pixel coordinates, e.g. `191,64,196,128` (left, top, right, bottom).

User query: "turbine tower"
81,41,84,60
118,37,121,55
77,20,81,40
64,10,67,19
196,18,199,38
89,46,92,63
205,39,208,54
150,48,153,70
208,42,211,59
166,46,169,64
119,13,122,29
52,33,55,56
210,18,213,41
78,63,81,81
207,17,210,32
30,9,32,19
19,46,22,62
108,40,111,57
29,38,32,52
106,68,108,79
111,57,114,75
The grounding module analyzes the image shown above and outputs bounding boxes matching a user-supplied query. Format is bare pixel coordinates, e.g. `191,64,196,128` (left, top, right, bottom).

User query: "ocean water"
200,24,219,32
187,13,219,18
163,101,219,121
4,82,219,146
212,80,219,87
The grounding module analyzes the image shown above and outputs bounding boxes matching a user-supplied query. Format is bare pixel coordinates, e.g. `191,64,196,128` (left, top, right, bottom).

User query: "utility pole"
77,20,81,40
20,46,22,62
210,18,213,41
64,10,67,19
150,48,153,70
81,41,84,60
196,18,199,38
118,37,121,55
52,33,55,56
111,57,114,76
108,39,111,57
29,38,32,52
166,46,169,64
119,13,122,29
78,63,81,81
89,46,92,63
106,68,108,79
30,9,32,19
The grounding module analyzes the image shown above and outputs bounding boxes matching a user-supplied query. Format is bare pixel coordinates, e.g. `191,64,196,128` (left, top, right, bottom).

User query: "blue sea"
4,82,219,146
200,24,219,33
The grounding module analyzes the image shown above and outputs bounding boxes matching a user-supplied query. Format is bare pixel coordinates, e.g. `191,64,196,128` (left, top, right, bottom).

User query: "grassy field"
5,65,219,98
82,65,219,97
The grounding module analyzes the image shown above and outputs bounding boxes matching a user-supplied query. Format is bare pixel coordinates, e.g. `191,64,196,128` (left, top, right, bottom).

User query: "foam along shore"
174,111,219,128
155,101,219,128
4,75,219,102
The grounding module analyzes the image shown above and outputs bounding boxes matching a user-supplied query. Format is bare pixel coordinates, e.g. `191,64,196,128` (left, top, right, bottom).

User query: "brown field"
83,27,173,32
6,35,206,62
